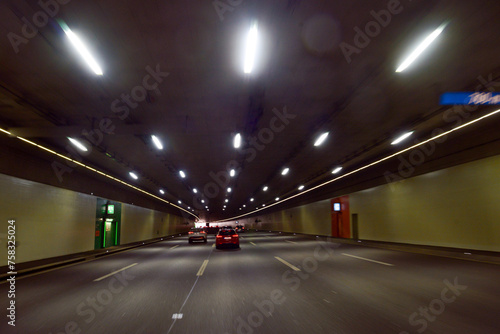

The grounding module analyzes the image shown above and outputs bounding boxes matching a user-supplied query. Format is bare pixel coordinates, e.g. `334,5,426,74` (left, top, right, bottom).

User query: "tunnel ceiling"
1,0,500,221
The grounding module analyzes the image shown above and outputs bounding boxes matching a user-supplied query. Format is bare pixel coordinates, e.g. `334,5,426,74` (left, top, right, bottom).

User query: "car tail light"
188,231,193,234
232,234,238,238
216,235,223,238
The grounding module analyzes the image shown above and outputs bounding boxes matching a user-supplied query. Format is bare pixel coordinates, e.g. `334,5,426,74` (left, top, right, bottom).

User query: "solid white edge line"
341,253,394,266
94,263,138,282
196,260,209,276
170,245,179,249
285,240,298,244
274,256,301,271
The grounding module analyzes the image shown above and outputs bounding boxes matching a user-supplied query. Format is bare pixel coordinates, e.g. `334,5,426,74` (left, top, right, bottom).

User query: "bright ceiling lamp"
298,185,305,191
193,188,198,194
332,166,343,174
129,172,138,180
227,187,232,193
275,197,279,201
225,199,229,203
151,135,163,149
263,186,268,191
243,23,258,74
396,22,448,73
67,137,88,151
281,167,290,175
314,132,329,146
159,189,165,195
178,200,182,204
250,198,254,202
234,133,242,148
179,170,186,178
391,131,414,145
230,169,236,177
59,21,103,75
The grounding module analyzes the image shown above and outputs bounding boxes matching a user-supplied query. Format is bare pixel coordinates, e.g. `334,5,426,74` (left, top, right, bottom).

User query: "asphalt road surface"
1,231,499,334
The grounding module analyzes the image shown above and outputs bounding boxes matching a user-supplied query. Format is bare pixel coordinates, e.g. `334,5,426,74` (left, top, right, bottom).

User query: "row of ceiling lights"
61,16,446,218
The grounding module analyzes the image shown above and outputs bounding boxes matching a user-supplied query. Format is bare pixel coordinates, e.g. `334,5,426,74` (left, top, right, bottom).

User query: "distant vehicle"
188,228,207,243
236,225,245,233
215,228,239,249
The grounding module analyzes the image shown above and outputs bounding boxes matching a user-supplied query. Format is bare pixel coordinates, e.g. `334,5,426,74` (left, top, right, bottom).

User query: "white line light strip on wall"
0,130,199,219
219,108,500,222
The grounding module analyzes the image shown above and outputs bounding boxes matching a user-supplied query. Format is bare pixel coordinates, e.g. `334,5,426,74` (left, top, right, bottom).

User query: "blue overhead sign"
440,92,500,105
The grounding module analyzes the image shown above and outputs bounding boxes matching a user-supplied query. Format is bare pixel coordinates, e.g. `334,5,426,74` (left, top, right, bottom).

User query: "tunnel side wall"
0,173,188,263
240,154,500,252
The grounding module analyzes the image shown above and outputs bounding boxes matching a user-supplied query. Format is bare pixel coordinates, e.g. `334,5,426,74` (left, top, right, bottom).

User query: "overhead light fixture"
201,199,205,203
178,200,182,204
298,185,305,191
332,167,343,174
188,206,191,209
243,204,246,207
205,206,208,209
227,187,232,193
159,189,165,195
314,132,329,147
243,22,258,74
263,186,268,191
250,198,254,202
281,167,290,176
275,197,280,201
230,169,236,177
179,170,186,178
59,20,103,75
396,22,448,73
391,131,414,145
67,137,88,151
225,199,229,203
193,188,198,194
233,133,242,148
151,135,163,150
262,204,265,207
129,172,138,180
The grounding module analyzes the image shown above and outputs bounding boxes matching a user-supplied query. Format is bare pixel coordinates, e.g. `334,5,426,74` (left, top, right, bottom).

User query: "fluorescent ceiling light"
60,22,103,75
281,167,289,175
243,204,246,207
230,169,236,177
225,199,229,203
332,167,343,174
159,189,165,195
227,187,232,193
179,170,186,178
263,186,268,191
396,23,448,73
129,172,138,179
193,188,198,193
262,204,265,207
151,135,163,150
298,185,305,191
67,137,88,151
314,132,329,146
234,133,242,148
178,200,182,204
391,131,414,145
201,199,205,203
250,198,254,202
205,206,208,209
275,197,279,201
243,23,258,74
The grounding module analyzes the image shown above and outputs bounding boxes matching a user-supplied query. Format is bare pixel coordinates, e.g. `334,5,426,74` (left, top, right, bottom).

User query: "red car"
215,228,239,249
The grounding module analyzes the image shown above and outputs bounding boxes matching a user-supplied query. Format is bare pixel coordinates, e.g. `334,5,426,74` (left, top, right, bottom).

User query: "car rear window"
191,228,201,232
219,229,236,236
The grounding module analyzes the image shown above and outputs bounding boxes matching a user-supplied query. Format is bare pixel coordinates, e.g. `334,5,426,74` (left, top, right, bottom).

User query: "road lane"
0,232,499,334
